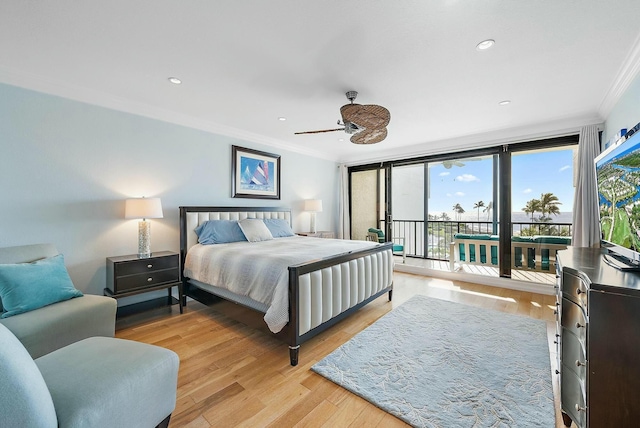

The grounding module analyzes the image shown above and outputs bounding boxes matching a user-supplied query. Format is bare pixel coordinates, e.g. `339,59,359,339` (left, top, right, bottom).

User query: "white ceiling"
1,1,639,164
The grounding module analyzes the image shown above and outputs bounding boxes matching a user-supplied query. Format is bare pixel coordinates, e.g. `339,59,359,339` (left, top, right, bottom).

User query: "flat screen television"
595,129,640,270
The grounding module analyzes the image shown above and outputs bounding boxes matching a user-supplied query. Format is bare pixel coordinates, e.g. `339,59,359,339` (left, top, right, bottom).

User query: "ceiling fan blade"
341,104,390,129
294,128,344,135
350,128,388,145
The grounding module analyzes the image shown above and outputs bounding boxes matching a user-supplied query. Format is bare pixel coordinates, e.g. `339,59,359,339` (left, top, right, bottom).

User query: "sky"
392,147,576,220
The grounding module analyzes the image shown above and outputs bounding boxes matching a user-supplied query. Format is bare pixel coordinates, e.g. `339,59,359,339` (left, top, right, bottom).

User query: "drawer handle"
147,277,153,282
575,360,585,367
576,322,584,329
575,404,586,412
147,264,153,269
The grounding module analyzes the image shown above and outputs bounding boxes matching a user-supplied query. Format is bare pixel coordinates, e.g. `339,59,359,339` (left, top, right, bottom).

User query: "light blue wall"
0,83,339,300
604,73,640,145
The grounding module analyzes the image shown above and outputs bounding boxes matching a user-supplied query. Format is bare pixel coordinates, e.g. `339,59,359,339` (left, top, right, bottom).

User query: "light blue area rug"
312,295,554,427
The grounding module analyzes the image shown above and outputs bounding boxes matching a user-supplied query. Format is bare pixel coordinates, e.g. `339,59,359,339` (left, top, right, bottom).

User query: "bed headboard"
179,206,292,267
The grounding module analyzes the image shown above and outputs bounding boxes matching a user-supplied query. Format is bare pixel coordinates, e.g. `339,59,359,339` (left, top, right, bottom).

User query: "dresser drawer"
562,271,588,309
114,255,178,276
561,297,587,344
561,329,587,380
561,367,586,428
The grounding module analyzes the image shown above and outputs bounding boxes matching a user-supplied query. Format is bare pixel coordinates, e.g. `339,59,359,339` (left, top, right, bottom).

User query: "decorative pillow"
0,254,83,318
263,218,295,238
195,220,247,245
238,219,274,242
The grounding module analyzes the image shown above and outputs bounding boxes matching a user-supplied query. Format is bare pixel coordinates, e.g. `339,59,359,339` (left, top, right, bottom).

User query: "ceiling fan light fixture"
476,39,495,51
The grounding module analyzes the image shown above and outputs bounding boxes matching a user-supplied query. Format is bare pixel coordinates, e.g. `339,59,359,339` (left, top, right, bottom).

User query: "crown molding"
598,33,640,117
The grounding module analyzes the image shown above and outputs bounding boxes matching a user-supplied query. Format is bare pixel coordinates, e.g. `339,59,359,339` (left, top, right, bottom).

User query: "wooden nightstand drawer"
114,269,180,293
114,254,179,277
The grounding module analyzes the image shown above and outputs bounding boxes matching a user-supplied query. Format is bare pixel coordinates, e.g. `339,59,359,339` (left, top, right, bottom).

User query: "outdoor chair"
367,227,406,263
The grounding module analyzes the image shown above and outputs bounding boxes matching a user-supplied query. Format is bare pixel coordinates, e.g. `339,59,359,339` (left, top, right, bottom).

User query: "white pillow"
238,219,274,242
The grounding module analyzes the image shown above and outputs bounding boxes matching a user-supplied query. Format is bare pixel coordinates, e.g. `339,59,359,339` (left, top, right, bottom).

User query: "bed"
179,206,394,366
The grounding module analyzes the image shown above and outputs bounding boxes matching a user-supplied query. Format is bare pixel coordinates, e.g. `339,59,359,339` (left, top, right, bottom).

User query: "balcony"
385,219,572,284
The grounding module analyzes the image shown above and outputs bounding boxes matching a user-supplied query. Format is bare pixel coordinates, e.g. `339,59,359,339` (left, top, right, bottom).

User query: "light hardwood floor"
116,272,567,427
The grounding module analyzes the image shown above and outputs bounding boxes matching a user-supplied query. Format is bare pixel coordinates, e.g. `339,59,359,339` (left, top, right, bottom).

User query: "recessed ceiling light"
498,100,511,106
278,117,286,121
476,39,495,51
338,138,345,142
168,77,182,85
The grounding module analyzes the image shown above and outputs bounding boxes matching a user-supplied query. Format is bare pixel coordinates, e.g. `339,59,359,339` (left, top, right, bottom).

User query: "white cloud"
439,171,450,177
559,165,570,172
456,174,479,182
455,191,465,197
523,188,532,194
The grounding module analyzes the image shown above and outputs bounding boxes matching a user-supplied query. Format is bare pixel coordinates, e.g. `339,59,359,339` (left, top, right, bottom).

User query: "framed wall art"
231,145,281,199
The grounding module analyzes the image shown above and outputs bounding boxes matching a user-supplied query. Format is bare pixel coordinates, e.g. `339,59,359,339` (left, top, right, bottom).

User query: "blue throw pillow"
0,254,83,318
194,220,248,244
263,218,295,238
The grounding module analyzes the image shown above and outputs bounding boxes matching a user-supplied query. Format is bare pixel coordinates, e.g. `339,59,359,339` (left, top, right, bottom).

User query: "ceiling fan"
295,91,390,144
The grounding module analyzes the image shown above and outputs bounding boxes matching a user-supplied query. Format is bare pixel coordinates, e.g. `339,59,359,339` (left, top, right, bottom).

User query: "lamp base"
138,220,151,258
310,212,317,234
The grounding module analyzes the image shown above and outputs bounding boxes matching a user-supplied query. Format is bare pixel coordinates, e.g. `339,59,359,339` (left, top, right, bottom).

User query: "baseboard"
394,263,556,295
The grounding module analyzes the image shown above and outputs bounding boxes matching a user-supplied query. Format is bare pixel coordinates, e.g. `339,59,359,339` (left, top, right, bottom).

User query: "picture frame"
231,145,281,199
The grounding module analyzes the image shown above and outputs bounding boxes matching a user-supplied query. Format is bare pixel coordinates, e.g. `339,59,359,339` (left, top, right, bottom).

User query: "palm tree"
483,201,493,220
452,203,465,221
538,192,562,221
440,212,451,221
522,199,541,222
473,200,485,221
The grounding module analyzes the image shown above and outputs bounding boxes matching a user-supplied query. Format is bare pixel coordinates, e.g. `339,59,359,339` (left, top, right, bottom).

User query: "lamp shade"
304,199,323,212
125,198,163,219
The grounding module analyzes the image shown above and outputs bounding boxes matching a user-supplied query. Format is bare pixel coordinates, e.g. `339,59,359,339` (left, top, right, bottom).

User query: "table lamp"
304,199,323,233
125,197,163,258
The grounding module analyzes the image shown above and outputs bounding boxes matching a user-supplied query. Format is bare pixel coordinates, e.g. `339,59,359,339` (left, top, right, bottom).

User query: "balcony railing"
385,219,572,260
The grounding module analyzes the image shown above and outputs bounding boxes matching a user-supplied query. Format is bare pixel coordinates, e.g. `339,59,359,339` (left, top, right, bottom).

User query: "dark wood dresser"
556,247,640,427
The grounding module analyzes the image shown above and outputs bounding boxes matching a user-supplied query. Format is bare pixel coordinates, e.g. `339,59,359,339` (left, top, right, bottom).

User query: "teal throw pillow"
0,254,83,318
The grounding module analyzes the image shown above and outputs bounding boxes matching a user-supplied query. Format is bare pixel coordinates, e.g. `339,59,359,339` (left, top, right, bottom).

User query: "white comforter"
183,236,377,333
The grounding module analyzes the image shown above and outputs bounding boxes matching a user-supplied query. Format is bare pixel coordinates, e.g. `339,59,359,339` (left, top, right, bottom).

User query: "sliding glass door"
427,154,497,262
348,135,578,283
391,164,424,257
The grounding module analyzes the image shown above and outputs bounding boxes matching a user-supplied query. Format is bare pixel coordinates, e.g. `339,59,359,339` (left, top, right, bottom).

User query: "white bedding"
183,236,377,333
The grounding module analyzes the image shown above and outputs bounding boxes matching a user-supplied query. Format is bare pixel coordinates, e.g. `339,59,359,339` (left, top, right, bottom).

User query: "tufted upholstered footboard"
179,206,394,366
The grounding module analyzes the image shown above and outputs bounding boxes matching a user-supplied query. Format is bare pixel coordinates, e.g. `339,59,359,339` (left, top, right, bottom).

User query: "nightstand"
105,251,183,317
297,231,336,239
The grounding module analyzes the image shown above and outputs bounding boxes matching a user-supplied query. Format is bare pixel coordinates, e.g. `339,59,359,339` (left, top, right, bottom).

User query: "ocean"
428,211,574,224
